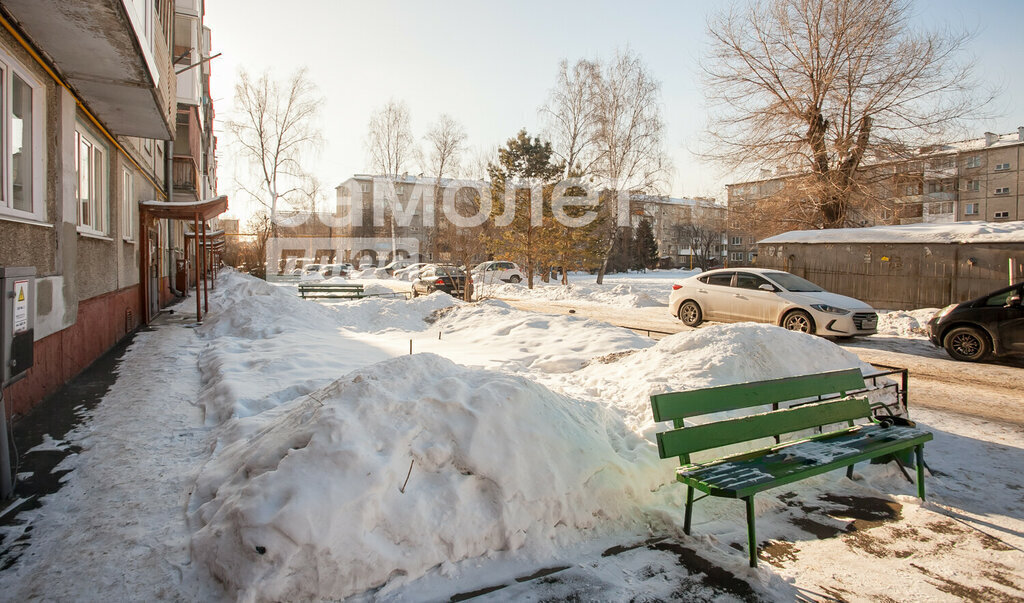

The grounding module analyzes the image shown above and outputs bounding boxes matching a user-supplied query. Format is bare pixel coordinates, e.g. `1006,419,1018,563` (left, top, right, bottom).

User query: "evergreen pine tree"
633,218,659,270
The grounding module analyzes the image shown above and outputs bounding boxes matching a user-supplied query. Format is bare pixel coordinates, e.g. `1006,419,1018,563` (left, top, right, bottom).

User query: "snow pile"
328,293,457,332
563,323,875,434
299,271,323,282
361,282,397,296
352,267,391,279
483,280,675,308
876,308,939,337
191,354,661,602
199,271,341,339
432,300,653,374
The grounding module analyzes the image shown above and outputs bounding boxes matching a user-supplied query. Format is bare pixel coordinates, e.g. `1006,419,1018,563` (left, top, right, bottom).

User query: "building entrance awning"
140,195,228,220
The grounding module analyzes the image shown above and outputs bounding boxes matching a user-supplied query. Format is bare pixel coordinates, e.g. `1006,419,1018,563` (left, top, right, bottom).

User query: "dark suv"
927,283,1024,362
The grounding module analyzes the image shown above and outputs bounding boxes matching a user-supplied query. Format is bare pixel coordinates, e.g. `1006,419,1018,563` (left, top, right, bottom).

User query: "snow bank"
876,308,939,337
191,354,661,601
483,281,674,308
564,323,875,434
199,271,341,339
432,300,653,373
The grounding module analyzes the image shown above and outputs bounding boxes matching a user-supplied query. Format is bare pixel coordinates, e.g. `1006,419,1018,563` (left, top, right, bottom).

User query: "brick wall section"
2,285,142,418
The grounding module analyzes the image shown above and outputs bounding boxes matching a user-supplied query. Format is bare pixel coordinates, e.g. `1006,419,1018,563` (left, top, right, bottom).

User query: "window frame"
966,155,982,169
964,202,979,216
121,167,135,241
0,46,45,223
994,187,1010,195
994,211,1009,219
75,123,110,236
994,162,1010,171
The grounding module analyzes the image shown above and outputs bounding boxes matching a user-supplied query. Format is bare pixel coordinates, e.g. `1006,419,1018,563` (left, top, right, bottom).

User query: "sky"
204,0,1024,221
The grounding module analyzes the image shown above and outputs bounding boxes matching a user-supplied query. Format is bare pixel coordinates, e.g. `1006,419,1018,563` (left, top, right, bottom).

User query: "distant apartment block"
726,128,1024,266
629,194,727,268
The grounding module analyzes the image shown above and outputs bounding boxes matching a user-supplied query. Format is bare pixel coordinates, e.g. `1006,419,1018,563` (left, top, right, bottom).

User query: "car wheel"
508,275,522,284
678,301,703,327
943,326,990,362
782,310,814,333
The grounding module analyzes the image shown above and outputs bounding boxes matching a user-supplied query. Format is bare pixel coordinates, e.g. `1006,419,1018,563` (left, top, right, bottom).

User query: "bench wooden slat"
656,397,870,459
678,424,933,498
649,368,865,423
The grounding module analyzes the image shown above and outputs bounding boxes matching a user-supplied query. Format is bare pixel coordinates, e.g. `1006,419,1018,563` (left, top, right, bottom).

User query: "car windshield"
763,272,823,292
472,263,489,272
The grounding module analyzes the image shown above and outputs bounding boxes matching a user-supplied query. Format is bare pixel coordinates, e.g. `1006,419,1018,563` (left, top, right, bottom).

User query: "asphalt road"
503,299,1024,427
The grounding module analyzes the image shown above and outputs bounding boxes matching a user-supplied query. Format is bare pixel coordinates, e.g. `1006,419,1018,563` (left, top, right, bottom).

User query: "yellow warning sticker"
13,279,29,334
18,288,25,302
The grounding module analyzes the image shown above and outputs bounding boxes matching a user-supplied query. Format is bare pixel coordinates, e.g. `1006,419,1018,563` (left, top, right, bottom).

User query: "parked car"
394,263,428,281
471,261,525,284
382,259,416,275
927,282,1024,362
411,265,473,298
320,264,348,278
302,263,322,274
669,268,878,336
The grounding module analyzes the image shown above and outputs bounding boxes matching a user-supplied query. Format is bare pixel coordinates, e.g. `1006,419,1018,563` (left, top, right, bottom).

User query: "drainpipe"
166,139,182,296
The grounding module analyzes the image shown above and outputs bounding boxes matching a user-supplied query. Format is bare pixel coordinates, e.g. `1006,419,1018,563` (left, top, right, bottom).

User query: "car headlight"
932,304,957,321
810,304,850,315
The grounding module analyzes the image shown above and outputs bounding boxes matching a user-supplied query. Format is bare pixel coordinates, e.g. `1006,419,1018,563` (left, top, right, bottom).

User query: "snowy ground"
1,269,1021,601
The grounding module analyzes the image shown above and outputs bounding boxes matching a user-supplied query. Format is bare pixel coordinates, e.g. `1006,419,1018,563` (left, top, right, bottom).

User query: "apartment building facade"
726,128,1024,267
630,195,728,269
0,1,221,416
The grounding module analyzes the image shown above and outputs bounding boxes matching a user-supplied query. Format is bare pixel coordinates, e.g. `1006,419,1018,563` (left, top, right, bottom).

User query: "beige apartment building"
726,128,1024,267
630,194,728,269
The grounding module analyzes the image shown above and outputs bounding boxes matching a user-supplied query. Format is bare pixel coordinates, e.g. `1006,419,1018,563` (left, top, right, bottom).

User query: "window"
965,180,980,192
75,126,109,235
994,211,1010,219
360,182,369,193
142,138,153,157
966,155,982,168
995,162,1010,171
931,202,953,214
704,272,734,286
994,187,1010,195
734,272,771,290
730,236,743,245
964,203,979,216
121,168,134,240
0,48,44,220
730,251,744,262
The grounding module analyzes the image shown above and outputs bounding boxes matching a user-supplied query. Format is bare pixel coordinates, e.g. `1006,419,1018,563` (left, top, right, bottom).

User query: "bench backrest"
650,368,868,463
655,397,871,461
299,284,363,291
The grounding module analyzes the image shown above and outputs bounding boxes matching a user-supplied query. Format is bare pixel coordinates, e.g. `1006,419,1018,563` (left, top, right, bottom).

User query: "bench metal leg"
916,445,926,500
745,496,757,568
683,485,694,535
846,464,854,480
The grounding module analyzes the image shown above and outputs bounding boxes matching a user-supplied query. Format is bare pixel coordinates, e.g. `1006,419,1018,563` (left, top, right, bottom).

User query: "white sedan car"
669,268,878,336
471,261,525,284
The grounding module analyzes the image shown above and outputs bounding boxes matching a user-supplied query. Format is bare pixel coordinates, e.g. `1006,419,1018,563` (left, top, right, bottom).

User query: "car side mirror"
758,284,775,292
1007,294,1022,307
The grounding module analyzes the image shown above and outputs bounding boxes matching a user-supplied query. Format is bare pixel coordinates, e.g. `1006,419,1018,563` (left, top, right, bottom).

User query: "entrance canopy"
140,195,228,220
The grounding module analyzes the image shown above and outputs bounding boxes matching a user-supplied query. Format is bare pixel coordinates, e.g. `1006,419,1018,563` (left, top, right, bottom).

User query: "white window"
121,168,135,241
965,203,979,216
0,48,44,221
965,180,980,192
995,162,1010,171
75,126,109,235
966,155,982,168
360,182,369,193
143,138,153,157
994,187,1010,195
730,252,744,262
730,236,742,245
994,211,1009,219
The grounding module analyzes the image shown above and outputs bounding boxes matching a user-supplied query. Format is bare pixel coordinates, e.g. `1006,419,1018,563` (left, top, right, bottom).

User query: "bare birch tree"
590,49,670,284
541,59,600,178
424,114,467,260
366,100,416,261
704,0,989,231
226,68,323,234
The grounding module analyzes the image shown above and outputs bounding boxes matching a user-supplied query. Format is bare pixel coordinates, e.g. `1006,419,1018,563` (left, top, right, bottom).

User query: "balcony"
172,157,199,201
3,0,175,139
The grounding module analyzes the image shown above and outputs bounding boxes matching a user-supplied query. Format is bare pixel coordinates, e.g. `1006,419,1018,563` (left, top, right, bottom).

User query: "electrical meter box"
1,266,35,387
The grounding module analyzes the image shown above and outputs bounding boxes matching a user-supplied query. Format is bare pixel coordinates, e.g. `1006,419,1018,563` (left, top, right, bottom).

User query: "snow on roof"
760,221,1024,245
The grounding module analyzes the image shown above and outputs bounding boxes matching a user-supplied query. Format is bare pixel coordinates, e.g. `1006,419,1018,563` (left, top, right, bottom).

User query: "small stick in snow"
399,459,414,494
409,339,413,355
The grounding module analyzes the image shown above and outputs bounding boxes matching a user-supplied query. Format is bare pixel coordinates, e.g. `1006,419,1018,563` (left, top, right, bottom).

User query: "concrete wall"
758,241,1024,310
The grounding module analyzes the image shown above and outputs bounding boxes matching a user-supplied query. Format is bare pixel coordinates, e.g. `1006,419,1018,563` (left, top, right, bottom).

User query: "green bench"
650,368,933,567
297,282,411,300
